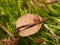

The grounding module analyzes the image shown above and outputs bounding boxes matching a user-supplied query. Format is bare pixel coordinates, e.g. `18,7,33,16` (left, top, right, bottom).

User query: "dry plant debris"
16,14,43,37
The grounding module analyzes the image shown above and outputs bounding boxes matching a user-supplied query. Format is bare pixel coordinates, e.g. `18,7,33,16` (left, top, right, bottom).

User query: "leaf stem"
0,22,14,39
44,24,60,45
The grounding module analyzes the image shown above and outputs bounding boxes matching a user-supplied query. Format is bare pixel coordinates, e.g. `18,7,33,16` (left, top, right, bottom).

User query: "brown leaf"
16,14,42,37
37,37,44,43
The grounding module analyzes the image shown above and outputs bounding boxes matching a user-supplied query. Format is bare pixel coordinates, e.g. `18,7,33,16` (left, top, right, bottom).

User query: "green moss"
0,0,60,45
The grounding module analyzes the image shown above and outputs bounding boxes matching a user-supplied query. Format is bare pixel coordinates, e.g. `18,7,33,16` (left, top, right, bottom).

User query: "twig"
15,17,48,33
47,0,60,5
44,24,60,45
0,22,14,39
0,22,19,45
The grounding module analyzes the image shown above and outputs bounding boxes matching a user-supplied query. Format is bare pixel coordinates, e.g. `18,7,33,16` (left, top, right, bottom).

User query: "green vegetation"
0,0,60,45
